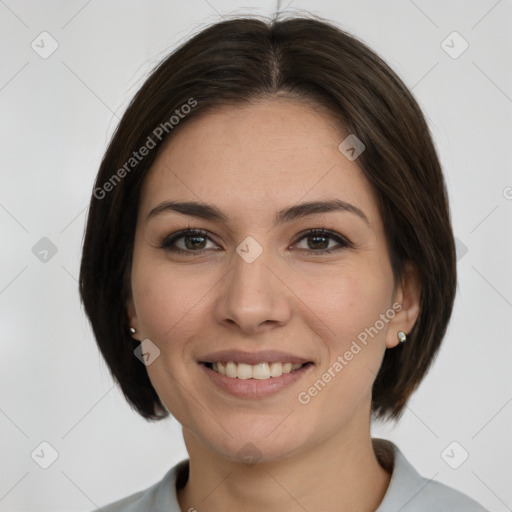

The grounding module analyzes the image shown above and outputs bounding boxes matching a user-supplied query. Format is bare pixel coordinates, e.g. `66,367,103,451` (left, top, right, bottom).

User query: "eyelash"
159,227,352,256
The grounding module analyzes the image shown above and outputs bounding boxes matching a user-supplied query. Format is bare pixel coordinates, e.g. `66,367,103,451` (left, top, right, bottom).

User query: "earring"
397,331,407,343
129,327,136,335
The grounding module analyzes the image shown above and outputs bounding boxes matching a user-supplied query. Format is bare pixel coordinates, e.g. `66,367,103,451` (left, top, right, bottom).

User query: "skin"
127,98,421,512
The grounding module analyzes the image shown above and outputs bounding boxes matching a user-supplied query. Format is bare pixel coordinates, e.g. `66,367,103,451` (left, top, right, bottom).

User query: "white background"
1,0,511,510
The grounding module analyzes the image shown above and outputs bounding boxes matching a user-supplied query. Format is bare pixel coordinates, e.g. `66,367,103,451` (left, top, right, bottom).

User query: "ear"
385,261,421,349
126,295,139,338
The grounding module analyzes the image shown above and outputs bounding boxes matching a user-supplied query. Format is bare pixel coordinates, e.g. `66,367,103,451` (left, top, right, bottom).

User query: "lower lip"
199,363,313,399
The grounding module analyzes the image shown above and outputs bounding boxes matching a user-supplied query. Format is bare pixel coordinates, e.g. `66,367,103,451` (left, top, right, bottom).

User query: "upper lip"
198,350,312,365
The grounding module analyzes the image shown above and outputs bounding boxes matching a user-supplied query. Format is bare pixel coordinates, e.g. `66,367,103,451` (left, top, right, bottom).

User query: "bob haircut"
79,14,457,421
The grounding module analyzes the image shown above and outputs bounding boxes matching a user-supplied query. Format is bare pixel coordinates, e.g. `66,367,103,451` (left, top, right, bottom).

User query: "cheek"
295,275,390,421
131,261,209,417
293,260,393,347
290,261,392,409
131,257,204,343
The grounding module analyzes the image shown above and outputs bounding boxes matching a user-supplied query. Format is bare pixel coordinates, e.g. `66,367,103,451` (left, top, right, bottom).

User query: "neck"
177,418,390,512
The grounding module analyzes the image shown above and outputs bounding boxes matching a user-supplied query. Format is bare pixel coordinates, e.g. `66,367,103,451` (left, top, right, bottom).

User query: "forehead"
138,99,380,228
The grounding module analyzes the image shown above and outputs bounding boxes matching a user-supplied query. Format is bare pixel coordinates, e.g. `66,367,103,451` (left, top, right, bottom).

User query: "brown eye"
160,229,219,254
293,229,351,255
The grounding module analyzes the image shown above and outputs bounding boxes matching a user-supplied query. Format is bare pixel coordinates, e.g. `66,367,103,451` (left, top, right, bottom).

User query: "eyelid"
159,228,220,250
159,227,352,254
292,227,351,246
291,228,352,254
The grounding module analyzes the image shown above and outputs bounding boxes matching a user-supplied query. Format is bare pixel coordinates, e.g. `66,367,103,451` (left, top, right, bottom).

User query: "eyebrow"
146,199,370,227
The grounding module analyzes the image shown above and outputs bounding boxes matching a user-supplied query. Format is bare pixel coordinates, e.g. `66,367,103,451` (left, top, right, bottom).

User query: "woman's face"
128,98,419,462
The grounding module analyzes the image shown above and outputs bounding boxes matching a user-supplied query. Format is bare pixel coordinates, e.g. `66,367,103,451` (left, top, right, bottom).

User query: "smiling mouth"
201,361,313,380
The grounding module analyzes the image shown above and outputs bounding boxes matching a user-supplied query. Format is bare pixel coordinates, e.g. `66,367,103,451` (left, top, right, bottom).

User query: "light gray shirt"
98,440,488,511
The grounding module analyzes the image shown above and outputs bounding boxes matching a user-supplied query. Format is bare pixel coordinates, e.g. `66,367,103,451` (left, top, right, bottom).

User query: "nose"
213,246,292,334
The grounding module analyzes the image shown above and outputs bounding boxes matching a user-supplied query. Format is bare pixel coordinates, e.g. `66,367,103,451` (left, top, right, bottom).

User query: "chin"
187,413,314,465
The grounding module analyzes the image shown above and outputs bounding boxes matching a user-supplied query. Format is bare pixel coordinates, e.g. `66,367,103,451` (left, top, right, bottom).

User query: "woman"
79,14,488,511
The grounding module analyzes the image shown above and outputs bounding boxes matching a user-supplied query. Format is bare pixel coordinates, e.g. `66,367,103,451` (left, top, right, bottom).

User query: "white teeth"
237,363,253,380
269,362,283,377
252,363,270,380
225,361,237,378
211,361,305,379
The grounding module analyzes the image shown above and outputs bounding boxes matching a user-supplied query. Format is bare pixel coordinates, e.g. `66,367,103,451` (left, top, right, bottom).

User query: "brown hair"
79,14,456,420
